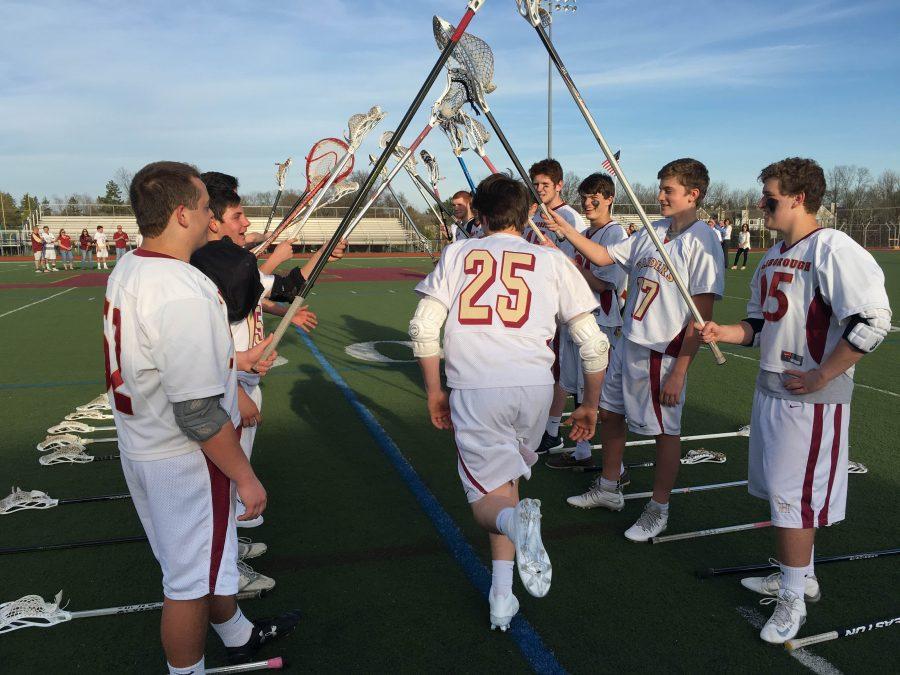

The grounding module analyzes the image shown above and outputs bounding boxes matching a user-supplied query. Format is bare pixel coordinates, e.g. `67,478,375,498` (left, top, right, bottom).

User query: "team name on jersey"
636,256,674,283
761,256,813,273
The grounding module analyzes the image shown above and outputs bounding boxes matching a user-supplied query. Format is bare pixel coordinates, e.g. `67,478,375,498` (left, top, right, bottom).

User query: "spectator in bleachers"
94,225,109,270
31,225,46,273
731,223,751,270
79,228,93,270
41,225,58,272
113,225,130,261
58,229,74,270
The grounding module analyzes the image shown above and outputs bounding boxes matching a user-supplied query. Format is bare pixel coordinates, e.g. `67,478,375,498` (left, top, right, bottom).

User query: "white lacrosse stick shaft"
37,434,117,452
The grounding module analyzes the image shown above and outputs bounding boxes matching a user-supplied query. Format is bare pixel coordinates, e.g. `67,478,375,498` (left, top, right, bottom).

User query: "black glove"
270,266,306,302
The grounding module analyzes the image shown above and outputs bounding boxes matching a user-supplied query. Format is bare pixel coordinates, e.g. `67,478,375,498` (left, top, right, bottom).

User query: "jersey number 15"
458,249,535,328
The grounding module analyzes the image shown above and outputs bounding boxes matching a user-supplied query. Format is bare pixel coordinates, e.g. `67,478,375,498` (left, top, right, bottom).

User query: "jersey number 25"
458,249,535,328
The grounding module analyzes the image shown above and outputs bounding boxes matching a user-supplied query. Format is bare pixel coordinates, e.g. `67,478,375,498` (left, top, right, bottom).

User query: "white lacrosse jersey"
415,232,598,389
453,218,482,242
103,249,240,461
94,231,108,247
573,221,628,328
41,231,56,249
748,228,890,378
606,219,724,354
233,302,265,389
524,203,586,258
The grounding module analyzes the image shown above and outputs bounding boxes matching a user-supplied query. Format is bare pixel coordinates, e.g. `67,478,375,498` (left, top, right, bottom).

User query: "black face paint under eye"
591,199,600,208
764,197,779,212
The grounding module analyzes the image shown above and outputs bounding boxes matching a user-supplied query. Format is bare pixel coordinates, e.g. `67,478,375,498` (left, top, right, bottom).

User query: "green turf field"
0,251,897,673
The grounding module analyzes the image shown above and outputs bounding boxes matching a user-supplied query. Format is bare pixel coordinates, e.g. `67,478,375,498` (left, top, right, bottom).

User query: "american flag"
601,150,621,176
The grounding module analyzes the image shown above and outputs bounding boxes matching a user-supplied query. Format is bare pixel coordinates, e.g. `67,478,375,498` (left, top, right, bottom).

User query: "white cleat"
238,560,275,594
238,537,268,561
741,569,821,603
566,477,624,511
510,498,552,598
624,502,668,542
488,588,519,632
759,590,806,644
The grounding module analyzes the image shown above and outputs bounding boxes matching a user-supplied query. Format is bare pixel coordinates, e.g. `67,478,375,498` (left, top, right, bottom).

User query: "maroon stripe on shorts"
818,404,842,526
456,447,487,495
649,351,665,434
204,424,241,594
801,404,825,528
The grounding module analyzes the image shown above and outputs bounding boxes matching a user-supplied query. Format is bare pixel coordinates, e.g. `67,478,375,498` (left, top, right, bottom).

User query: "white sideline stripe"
0,287,75,319
707,347,899,399
736,607,843,675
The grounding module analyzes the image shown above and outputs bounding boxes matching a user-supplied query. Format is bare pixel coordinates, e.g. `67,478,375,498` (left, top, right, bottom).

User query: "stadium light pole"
544,1,577,158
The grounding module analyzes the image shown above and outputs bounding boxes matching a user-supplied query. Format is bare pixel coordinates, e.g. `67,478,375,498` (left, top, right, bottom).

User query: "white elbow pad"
844,307,891,353
409,296,448,358
568,313,610,373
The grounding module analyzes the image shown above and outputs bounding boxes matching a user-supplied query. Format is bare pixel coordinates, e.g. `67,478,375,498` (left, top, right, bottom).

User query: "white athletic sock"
211,607,254,648
546,416,562,437
780,563,807,598
496,507,516,543
599,477,618,492
168,657,204,674
573,440,592,461
649,498,669,515
805,546,815,578
491,560,515,598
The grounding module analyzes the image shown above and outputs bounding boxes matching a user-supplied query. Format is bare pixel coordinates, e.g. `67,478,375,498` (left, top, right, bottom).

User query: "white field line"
736,606,843,675
0,287,75,319
707,347,899,399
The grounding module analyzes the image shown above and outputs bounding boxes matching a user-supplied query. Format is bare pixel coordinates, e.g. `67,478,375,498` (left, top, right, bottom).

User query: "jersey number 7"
458,249,535,328
103,299,133,414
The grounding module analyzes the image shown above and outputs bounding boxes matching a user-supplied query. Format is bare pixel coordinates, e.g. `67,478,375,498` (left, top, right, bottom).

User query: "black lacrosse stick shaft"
58,493,131,506
699,547,900,578
0,534,147,556
409,171,463,240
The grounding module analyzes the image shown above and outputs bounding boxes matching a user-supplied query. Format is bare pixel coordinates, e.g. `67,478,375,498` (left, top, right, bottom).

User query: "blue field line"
297,329,567,675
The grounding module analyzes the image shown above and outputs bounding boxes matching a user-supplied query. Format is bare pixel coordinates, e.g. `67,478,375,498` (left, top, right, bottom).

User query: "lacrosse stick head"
39,444,95,465
680,448,727,465
515,0,542,26
736,424,751,437
75,393,110,412
0,591,69,634
320,181,359,207
439,116,467,156
274,157,292,190
0,487,58,515
420,150,443,185
379,132,417,170
306,138,352,192
847,460,868,474
48,420,98,435
458,110,491,155
37,434,81,452
432,16,496,102
64,409,113,422
346,106,386,152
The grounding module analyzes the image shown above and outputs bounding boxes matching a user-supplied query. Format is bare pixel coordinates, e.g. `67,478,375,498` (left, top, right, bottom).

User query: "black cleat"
535,431,563,455
225,610,302,664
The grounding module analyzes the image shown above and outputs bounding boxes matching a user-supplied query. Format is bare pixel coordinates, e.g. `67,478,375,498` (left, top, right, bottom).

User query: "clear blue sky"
1,0,898,201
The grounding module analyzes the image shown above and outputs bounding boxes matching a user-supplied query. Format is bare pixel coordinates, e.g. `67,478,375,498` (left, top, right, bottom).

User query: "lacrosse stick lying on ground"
250,137,352,257
0,588,265,635
555,425,750,455
74,393,110,413
206,658,285,674
38,444,119,465
697,546,900,578
37,433,116,452
63,409,112,422
785,614,900,652
262,157,293,236
369,154,437,261
575,447,726,473
0,487,130,515
514,1,726,364
47,420,115,435
434,17,548,242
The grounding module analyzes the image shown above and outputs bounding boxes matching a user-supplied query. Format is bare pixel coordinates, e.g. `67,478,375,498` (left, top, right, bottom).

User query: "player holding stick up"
697,158,891,644
546,159,724,542
410,174,609,631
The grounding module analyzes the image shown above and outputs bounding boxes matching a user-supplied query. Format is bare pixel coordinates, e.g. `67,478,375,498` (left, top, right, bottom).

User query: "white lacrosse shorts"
600,337,685,436
450,385,554,503
120,449,239,600
238,383,263,460
33,251,42,261
96,247,109,259
44,249,56,260
748,390,849,529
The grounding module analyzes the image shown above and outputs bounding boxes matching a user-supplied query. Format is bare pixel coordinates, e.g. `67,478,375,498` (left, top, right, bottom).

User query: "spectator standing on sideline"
721,218,733,263
708,218,724,263
732,223,751,270
79,228,94,270
31,225,46,273
114,225,130,261
59,229,74,270
94,225,109,270
41,225,58,271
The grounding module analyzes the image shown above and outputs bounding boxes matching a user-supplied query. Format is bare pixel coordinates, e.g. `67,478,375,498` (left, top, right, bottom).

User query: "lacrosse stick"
552,425,750,455
0,487,130,515
64,409,112,422
74,393,110,413
250,137,351,257
47,420,115,435
37,433,117,452
262,158,293,236
457,108,498,173
39,444,119,465
256,2,486,363
368,154,437,262
651,520,773,545
0,589,264,635
697,547,900,579
786,614,900,652
379,131,452,239
574,448,726,473
208,658,285,674
420,149,445,200
289,181,360,238
439,115,477,191
1,535,148,556
434,18,547,242
515,1,726,364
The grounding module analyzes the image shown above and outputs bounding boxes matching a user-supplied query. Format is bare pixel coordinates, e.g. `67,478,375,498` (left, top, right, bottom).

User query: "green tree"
66,196,82,216
0,192,22,228
97,180,124,214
